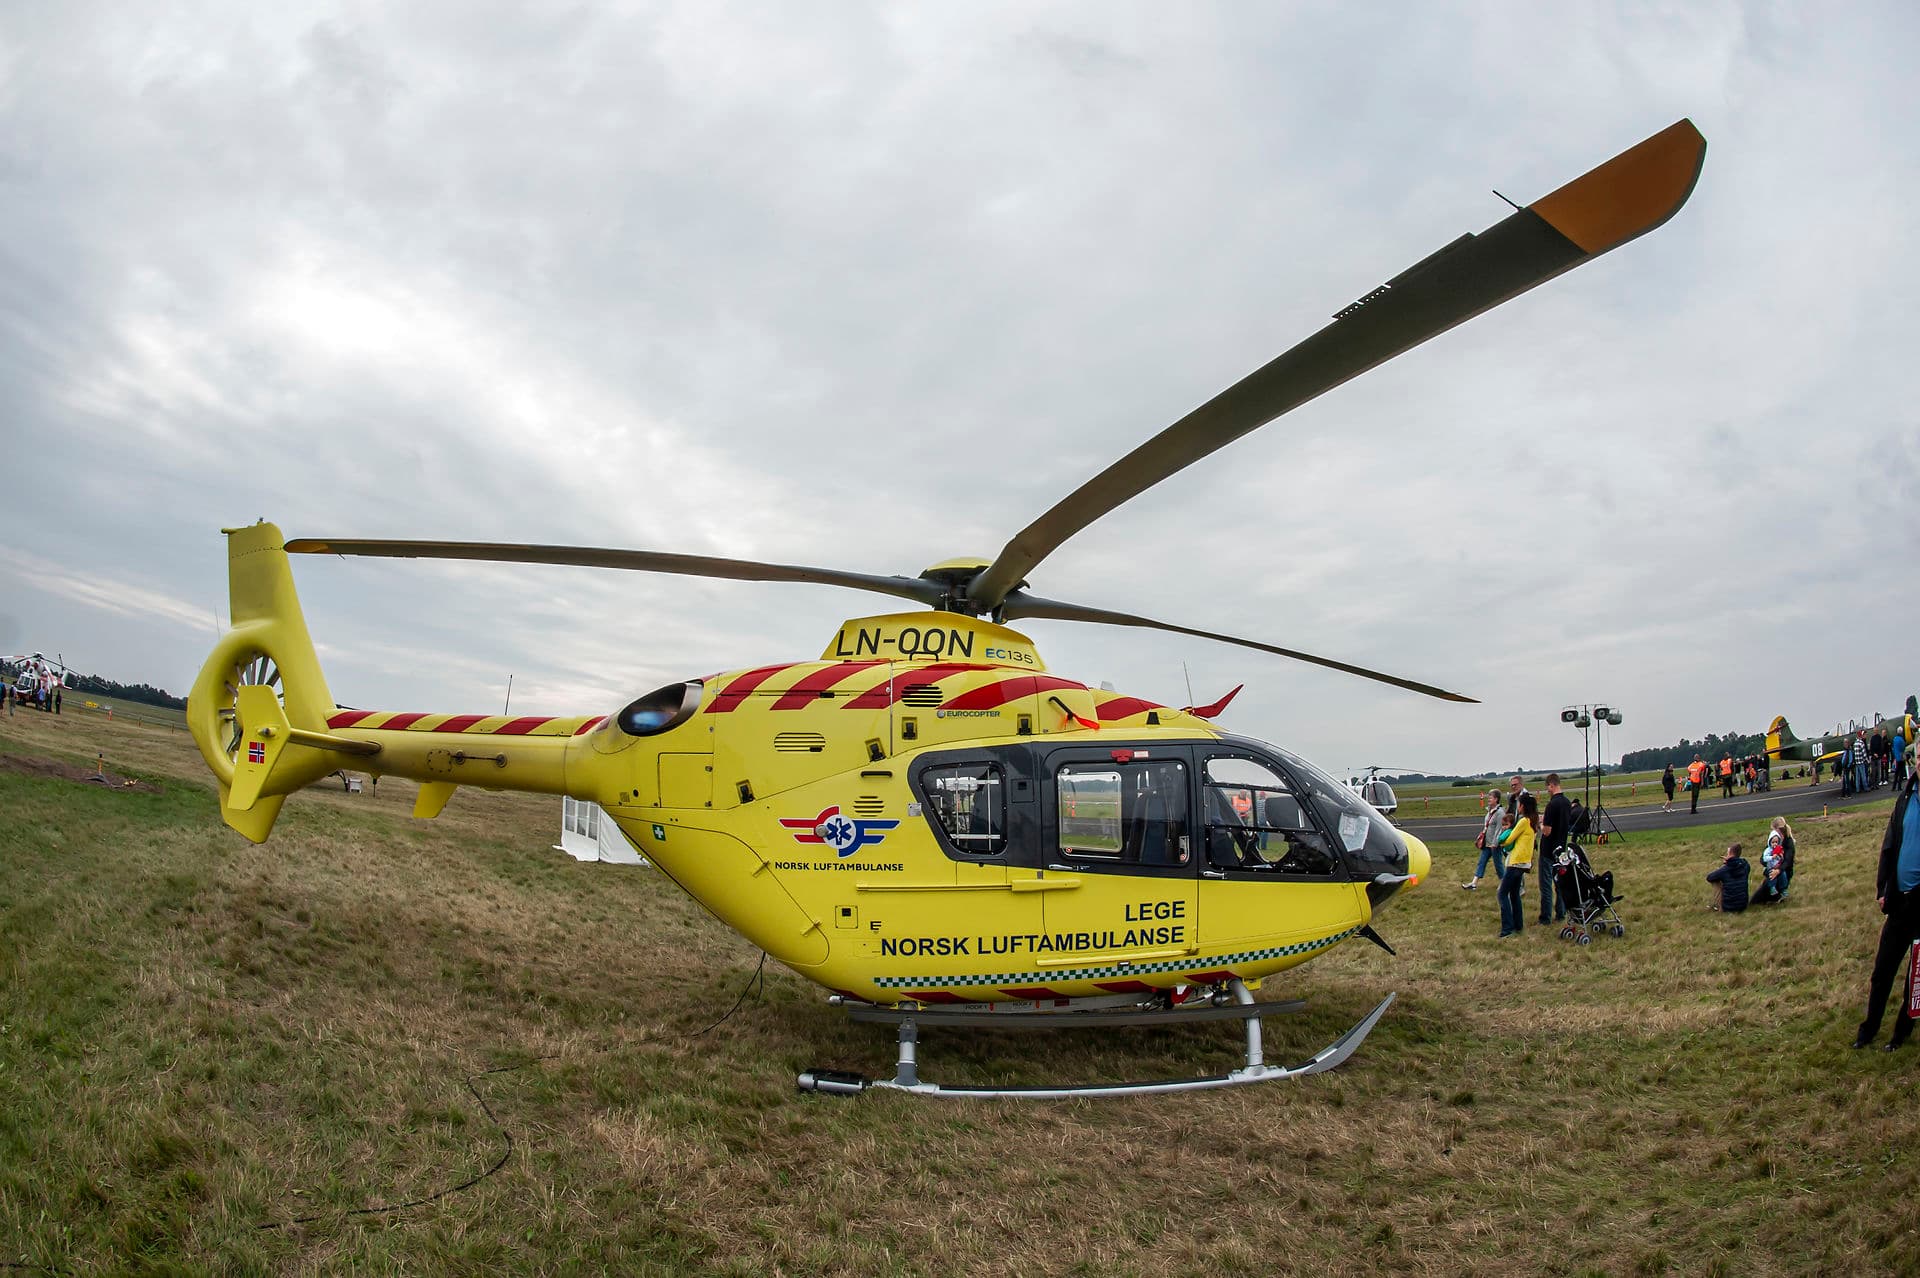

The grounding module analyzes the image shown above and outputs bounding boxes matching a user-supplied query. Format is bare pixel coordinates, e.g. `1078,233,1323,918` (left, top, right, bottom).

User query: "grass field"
1386,766,1828,820
5,708,1919,1275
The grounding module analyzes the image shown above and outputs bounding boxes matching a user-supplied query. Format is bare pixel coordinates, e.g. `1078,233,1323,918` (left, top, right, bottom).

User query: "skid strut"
798,985,1396,1100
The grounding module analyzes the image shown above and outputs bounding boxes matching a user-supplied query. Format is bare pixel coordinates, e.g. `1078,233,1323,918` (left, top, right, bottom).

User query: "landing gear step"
799,986,1394,1100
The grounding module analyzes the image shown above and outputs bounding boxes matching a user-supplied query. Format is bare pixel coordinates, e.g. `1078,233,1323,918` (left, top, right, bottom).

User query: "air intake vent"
901,684,944,707
852,795,885,818
774,732,827,753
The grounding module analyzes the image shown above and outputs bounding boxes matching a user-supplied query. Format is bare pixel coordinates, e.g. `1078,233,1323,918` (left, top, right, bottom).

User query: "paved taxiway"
1396,779,1896,842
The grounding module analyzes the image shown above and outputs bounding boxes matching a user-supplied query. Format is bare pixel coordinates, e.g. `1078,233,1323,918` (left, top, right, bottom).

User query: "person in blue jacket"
1707,843,1749,913
1855,771,1920,1049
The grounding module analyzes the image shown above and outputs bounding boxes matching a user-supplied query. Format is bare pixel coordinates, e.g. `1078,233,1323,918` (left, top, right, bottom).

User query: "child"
1707,842,1750,913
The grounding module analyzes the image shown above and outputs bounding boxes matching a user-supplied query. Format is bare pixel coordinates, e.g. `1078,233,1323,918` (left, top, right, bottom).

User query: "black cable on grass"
256,1057,552,1231
690,950,766,1038
256,951,769,1231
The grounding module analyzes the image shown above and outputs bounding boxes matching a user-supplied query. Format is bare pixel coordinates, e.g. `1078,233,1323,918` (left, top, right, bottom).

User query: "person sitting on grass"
1707,842,1750,913
1751,817,1796,905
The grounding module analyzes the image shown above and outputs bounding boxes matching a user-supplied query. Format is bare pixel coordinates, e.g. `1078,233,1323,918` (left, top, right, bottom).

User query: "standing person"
1661,763,1677,813
1854,770,1920,1049
1719,754,1735,799
1462,788,1507,890
1707,843,1750,913
1538,773,1572,925
1854,731,1872,795
1894,730,1907,791
1505,774,1531,827
1496,794,1539,939
53,686,60,715
1687,755,1708,815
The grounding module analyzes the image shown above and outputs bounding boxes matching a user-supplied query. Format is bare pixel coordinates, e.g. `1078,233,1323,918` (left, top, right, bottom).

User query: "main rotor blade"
1000,592,1476,703
967,120,1705,612
285,538,948,609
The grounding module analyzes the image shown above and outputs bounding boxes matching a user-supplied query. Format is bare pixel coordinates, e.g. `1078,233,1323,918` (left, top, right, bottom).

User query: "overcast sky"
2,2,1915,776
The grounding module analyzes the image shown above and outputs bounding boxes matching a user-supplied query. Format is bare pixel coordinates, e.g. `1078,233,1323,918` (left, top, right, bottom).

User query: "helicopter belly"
1193,879,1371,977
796,872,1372,1004
1037,869,1197,979
606,814,830,969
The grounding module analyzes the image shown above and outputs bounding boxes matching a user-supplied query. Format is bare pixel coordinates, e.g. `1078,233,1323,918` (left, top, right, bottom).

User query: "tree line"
1618,732,1767,773
63,671,187,710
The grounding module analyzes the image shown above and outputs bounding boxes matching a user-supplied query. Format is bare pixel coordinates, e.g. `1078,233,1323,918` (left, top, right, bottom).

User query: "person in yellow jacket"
1496,793,1539,937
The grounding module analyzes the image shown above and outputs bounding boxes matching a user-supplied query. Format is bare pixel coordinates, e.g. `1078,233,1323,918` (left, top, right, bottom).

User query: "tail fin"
187,522,353,842
1766,715,1816,763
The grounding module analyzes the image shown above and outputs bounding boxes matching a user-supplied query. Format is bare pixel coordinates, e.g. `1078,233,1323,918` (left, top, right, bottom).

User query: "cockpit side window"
1203,756,1341,876
921,762,1007,856
1056,759,1189,867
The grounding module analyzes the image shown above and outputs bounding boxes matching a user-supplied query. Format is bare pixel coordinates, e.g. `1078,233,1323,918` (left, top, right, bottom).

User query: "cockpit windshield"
1270,747,1378,854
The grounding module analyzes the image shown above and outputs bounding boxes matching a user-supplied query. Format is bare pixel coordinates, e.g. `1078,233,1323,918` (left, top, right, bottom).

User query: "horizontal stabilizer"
413,781,458,820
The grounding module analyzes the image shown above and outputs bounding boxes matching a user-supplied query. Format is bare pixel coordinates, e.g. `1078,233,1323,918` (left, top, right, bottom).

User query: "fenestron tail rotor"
286,120,1704,705
216,650,284,764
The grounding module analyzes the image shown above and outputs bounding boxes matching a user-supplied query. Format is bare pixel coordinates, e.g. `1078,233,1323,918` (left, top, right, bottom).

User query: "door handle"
1201,870,1227,879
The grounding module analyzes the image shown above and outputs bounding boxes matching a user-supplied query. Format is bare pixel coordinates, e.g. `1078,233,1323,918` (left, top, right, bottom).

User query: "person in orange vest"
1719,755,1736,799
1687,755,1709,815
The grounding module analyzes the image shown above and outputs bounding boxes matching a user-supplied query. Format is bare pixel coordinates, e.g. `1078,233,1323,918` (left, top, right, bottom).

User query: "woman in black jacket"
1854,775,1920,1049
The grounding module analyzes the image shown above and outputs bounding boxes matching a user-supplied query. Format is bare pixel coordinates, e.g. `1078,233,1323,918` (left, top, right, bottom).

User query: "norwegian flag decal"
247,741,265,764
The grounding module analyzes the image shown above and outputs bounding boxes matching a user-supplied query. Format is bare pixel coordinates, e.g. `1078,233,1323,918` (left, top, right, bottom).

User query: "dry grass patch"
5,708,1920,1274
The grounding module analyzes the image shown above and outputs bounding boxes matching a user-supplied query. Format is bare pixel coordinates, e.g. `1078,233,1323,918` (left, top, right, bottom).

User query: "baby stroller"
1551,842,1626,944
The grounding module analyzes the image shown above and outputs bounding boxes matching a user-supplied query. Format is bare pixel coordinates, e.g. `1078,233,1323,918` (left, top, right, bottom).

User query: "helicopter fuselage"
300,611,1427,1005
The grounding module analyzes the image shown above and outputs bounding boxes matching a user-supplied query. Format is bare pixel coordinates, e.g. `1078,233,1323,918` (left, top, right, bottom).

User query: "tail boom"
189,522,605,842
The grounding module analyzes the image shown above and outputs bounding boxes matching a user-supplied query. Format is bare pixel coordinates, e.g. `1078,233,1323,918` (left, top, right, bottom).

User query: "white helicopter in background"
1345,766,1416,819
3,652,71,705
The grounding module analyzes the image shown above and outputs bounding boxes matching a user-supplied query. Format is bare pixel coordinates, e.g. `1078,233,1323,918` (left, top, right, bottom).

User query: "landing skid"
798,983,1396,1100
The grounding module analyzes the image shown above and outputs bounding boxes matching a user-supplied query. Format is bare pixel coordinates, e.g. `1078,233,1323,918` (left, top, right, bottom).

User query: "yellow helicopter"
187,120,1704,1097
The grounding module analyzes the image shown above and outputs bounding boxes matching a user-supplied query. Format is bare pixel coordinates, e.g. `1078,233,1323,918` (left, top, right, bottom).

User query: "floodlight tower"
1559,702,1625,844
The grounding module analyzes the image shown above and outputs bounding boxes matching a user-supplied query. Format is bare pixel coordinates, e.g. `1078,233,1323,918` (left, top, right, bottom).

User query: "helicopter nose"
1362,829,1429,913
1401,832,1431,888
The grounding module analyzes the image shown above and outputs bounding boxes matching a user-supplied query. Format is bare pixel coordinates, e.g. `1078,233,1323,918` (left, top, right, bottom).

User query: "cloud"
0,546,216,635
1,1,1915,773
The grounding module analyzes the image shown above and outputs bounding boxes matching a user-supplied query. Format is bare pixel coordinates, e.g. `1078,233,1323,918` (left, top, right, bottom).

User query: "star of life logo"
779,805,899,858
